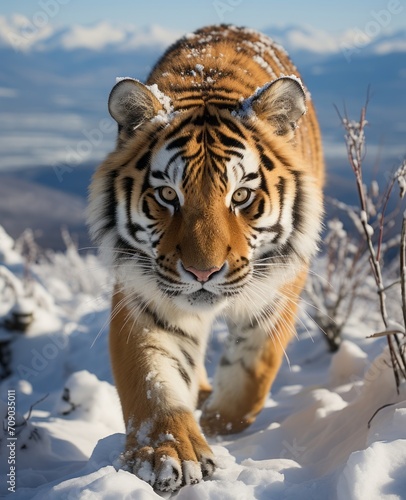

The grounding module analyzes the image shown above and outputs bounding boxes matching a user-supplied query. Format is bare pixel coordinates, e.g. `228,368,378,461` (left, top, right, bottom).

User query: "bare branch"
339,102,406,393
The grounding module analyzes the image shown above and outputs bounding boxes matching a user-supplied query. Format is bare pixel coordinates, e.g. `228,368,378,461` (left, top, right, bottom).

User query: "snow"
146,83,173,115
195,64,204,74
394,160,406,199
359,210,367,223
1,225,406,499
329,340,368,385
136,420,153,447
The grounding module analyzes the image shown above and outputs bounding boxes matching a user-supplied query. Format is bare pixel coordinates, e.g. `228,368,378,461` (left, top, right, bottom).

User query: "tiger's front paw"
123,410,216,492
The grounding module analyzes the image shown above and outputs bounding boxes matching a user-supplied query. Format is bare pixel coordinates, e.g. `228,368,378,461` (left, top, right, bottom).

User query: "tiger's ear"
108,78,164,130
250,77,306,136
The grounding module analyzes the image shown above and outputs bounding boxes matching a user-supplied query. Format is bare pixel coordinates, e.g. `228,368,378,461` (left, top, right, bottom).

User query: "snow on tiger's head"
87,77,323,314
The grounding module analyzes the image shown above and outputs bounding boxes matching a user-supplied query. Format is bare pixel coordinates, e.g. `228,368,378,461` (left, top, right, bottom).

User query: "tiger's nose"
185,265,222,283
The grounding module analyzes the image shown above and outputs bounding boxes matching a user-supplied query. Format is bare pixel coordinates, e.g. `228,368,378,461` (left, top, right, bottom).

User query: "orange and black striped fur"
88,25,324,492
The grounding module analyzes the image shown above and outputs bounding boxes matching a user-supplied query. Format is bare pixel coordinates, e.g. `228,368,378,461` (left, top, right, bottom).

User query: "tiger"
87,24,324,492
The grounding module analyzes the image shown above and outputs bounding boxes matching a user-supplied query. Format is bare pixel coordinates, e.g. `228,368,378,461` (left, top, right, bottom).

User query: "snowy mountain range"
1,15,405,55
0,15,405,249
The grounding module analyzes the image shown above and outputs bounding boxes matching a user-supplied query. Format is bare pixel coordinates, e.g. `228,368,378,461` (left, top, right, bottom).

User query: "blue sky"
2,0,406,33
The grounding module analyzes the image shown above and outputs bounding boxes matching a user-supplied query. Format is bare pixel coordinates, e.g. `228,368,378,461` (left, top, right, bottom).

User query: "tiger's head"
88,77,323,316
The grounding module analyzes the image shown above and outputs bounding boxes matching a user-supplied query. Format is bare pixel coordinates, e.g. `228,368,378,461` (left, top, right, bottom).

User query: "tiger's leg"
200,272,306,436
110,291,216,492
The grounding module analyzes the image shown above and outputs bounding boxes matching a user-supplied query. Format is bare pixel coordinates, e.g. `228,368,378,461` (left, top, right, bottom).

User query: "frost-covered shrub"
306,218,373,351
0,227,110,384
307,102,406,389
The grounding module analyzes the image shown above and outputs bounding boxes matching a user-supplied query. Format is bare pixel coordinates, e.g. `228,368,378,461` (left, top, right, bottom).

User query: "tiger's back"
88,24,324,493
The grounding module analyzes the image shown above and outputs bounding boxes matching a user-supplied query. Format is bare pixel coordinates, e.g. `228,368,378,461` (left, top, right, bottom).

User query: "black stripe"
97,169,119,238
209,150,230,163
252,224,282,234
281,240,304,260
221,117,246,137
149,136,159,150
178,365,192,387
165,115,193,140
291,170,304,231
143,305,199,346
175,93,205,102
114,237,135,260
208,157,228,189
204,85,236,95
223,149,244,159
205,112,221,127
191,113,205,127
184,148,203,162
114,238,153,267
145,345,170,357
144,345,192,387
272,176,286,240
207,101,239,111
257,241,297,263
129,223,148,244
135,151,151,171
141,171,152,194
244,172,259,182
224,275,248,286
216,130,245,150
167,135,189,150
253,198,265,220
206,130,215,145
151,171,166,180
181,349,196,368
276,177,286,208
123,177,149,243
255,140,264,153
270,223,283,236
123,177,134,225
142,197,152,219
260,153,274,171
156,269,181,284
259,173,269,195
157,286,182,297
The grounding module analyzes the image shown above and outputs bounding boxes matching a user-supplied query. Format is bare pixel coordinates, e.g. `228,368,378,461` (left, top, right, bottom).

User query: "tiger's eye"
158,186,178,204
232,188,251,205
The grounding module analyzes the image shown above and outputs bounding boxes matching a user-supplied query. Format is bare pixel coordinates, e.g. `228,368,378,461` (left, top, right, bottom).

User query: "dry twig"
339,102,406,392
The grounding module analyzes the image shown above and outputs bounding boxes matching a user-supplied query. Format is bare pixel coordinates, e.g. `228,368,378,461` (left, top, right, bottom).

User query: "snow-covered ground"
1,225,406,499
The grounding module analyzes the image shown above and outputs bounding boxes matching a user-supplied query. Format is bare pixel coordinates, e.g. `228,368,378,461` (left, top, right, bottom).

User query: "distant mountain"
0,175,89,250
263,24,406,59
0,15,182,53
0,16,405,248
1,15,405,57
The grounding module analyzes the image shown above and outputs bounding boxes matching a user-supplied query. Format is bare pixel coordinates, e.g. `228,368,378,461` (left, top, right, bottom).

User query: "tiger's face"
88,78,322,315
